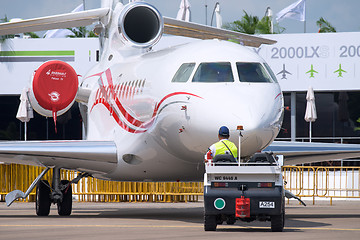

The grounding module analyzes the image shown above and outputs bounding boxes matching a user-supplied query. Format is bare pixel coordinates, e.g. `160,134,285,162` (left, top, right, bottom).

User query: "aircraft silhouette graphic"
277,64,291,79
334,64,346,77
306,64,318,78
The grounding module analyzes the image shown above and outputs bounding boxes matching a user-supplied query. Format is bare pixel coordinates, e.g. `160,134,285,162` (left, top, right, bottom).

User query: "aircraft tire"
204,214,217,231
57,180,72,216
36,180,51,216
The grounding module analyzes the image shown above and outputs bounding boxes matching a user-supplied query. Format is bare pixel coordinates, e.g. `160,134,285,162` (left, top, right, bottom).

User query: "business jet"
1,0,360,217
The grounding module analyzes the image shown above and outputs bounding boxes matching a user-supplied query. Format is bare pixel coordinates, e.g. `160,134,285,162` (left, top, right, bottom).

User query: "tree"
316,17,336,33
224,11,284,35
256,16,272,34
25,32,40,38
0,15,14,43
67,26,98,38
224,11,259,34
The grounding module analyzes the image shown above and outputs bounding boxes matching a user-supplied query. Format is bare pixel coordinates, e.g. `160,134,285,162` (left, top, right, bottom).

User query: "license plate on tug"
259,201,275,208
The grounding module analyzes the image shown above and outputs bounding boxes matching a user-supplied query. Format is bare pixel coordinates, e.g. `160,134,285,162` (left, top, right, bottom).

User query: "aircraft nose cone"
176,84,282,158
204,84,282,156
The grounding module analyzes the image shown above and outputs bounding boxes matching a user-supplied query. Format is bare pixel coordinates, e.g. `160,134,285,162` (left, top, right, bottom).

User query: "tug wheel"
204,214,217,231
271,204,285,232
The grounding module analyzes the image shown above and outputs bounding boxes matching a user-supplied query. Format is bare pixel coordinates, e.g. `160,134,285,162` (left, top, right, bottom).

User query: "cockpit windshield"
236,62,274,83
172,62,277,84
192,62,234,83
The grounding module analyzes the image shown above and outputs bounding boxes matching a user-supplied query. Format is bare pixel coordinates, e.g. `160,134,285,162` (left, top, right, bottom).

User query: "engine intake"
118,2,163,48
28,60,78,122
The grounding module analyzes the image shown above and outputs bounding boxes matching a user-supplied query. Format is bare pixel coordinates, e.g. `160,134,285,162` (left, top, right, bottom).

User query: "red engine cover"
32,60,78,113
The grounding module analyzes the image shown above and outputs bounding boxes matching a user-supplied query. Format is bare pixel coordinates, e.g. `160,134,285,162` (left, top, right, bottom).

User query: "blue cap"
219,126,230,137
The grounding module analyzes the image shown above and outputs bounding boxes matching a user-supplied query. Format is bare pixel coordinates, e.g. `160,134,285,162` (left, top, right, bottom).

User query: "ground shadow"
1,203,357,231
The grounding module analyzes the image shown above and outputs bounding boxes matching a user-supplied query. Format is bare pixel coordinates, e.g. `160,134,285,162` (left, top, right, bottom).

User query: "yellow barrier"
1,164,360,205
282,166,360,205
0,164,203,203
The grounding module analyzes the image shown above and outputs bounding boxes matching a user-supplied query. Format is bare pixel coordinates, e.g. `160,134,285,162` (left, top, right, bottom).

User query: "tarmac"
0,200,360,240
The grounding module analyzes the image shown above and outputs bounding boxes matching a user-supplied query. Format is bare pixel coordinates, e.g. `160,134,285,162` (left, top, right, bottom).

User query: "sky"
0,0,360,35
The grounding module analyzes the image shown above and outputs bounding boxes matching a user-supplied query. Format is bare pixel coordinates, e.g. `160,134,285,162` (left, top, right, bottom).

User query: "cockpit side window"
171,63,195,82
236,62,273,83
263,63,278,83
192,62,234,82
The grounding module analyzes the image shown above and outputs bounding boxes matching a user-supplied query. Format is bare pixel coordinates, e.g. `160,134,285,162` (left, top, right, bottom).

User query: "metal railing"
282,166,360,204
1,164,360,204
276,136,360,144
0,164,203,203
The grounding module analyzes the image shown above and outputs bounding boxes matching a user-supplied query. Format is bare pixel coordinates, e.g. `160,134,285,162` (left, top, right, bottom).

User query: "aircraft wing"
265,141,360,165
163,17,276,47
0,140,117,174
0,8,276,48
0,8,109,36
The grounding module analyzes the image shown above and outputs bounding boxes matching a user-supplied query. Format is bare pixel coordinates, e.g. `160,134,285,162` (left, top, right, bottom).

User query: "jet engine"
117,2,163,48
28,60,78,122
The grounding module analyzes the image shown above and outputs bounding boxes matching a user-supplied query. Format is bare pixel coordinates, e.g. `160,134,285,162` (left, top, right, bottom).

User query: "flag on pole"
276,0,306,22
44,3,84,38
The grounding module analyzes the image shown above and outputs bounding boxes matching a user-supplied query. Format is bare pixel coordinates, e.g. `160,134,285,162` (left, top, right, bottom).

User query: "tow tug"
203,152,285,232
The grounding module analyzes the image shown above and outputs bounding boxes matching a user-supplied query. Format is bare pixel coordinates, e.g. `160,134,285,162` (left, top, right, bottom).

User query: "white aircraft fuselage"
82,39,284,181
0,0,283,182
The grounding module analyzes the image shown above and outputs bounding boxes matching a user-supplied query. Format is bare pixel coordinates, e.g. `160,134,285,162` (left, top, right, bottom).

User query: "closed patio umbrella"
176,0,191,22
16,88,34,141
304,86,317,142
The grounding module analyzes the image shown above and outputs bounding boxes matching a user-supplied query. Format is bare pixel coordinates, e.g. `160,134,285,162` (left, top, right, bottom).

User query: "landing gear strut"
5,166,89,216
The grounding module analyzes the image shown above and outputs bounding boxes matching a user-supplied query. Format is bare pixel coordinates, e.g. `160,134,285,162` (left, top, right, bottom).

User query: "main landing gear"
36,178,73,216
5,167,89,216
35,168,74,216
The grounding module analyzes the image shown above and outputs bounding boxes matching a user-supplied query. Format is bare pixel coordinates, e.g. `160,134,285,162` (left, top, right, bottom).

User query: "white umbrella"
16,88,34,141
265,7,273,33
214,2,222,28
176,0,191,22
304,86,317,142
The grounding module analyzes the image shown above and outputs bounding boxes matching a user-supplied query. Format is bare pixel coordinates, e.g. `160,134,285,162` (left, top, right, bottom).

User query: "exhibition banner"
0,38,99,94
1,32,359,94
257,32,360,91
